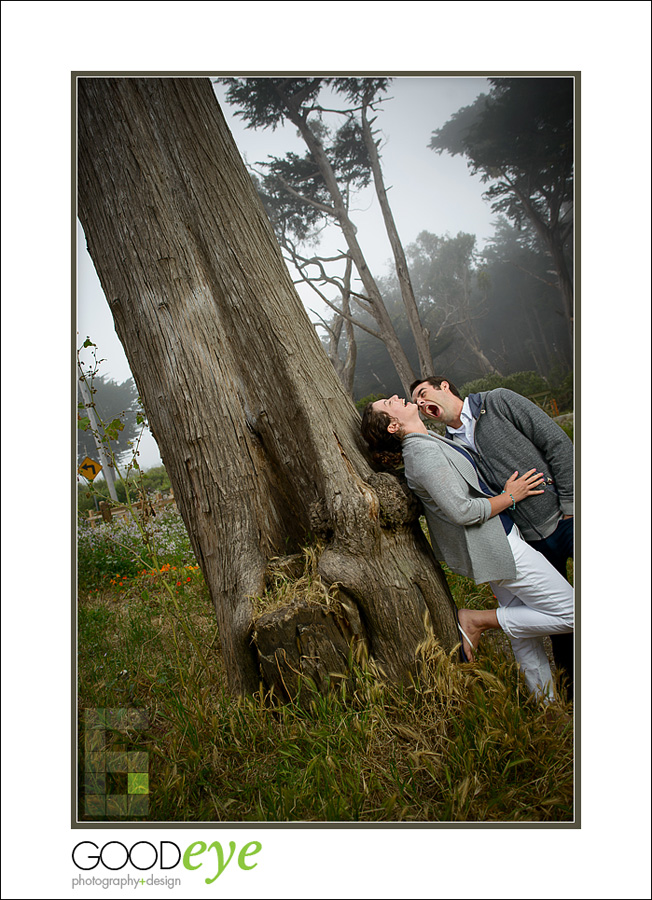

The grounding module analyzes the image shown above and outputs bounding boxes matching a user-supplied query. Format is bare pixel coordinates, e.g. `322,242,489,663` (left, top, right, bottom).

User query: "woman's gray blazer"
402,432,517,584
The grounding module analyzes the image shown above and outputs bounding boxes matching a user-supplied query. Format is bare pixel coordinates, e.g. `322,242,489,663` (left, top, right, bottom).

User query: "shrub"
355,392,385,411
549,371,574,413
140,465,172,494
78,465,172,513
558,420,574,441
459,371,550,400
78,507,196,590
459,370,573,416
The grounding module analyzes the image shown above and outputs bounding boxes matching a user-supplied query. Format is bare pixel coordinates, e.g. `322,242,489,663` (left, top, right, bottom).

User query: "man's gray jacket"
402,431,517,584
455,389,574,542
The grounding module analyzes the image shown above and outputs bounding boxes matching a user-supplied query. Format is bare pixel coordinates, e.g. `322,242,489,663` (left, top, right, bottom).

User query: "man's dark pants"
528,517,574,701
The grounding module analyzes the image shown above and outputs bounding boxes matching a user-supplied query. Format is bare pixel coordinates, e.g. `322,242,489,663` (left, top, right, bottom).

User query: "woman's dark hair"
360,402,403,470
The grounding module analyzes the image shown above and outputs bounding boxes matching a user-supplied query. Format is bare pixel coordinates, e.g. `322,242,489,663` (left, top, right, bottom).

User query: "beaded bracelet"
501,491,516,510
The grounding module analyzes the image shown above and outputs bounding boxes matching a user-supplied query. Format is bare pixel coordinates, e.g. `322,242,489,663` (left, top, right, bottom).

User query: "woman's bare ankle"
458,608,500,654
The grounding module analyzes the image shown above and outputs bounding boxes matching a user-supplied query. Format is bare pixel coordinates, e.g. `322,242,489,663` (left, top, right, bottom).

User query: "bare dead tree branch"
276,177,337,216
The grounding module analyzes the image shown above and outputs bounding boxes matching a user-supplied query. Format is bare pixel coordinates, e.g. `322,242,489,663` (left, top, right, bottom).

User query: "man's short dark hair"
409,376,462,399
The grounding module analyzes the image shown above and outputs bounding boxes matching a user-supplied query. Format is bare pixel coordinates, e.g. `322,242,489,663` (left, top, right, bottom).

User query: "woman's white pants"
490,527,574,702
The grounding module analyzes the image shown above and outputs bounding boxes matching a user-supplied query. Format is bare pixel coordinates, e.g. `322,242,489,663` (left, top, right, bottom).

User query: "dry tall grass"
78,541,573,823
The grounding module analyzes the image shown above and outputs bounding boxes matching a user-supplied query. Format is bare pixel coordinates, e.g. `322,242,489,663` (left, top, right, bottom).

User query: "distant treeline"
343,220,572,400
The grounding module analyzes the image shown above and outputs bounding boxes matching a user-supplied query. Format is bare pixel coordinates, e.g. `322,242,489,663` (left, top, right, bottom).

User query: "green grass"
78,521,574,823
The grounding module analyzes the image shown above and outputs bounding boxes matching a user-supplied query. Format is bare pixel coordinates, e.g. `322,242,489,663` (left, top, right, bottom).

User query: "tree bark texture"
77,78,459,695
324,258,357,396
253,597,364,699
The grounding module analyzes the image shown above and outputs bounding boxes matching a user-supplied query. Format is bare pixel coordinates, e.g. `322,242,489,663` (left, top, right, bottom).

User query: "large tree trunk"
324,258,357,396
77,77,459,696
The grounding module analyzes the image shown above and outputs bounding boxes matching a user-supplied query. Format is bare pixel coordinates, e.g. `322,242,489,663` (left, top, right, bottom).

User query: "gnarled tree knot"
366,471,420,527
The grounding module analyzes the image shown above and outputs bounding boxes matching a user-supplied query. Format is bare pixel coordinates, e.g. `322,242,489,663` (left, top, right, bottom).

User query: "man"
410,376,574,699
361,395,573,702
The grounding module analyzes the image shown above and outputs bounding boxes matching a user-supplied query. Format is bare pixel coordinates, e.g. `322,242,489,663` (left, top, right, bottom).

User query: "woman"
361,395,574,702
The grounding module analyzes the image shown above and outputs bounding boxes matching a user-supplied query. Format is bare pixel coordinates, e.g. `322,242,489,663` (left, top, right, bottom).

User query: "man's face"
411,381,459,426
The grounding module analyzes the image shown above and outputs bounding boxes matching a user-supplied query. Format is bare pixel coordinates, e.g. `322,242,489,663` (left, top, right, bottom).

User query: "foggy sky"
78,76,498,469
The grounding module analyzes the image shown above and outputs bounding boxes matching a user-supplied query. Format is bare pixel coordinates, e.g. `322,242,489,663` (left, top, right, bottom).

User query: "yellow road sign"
78,457,102,481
